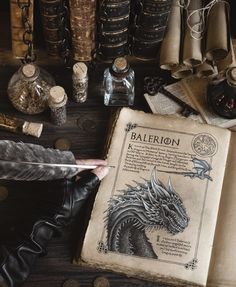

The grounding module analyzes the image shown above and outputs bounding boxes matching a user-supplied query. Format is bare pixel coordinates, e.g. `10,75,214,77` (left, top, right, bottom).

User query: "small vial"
72,62,88,103
49,86,67,126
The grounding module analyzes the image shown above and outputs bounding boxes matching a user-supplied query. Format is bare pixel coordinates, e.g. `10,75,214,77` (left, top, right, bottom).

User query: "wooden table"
0,51,173,287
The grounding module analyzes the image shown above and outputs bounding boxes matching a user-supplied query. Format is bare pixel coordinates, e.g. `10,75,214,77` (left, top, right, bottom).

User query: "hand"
76,159,110,180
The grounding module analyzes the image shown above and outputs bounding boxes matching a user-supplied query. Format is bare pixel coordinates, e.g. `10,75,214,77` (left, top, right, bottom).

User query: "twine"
178,0,229,40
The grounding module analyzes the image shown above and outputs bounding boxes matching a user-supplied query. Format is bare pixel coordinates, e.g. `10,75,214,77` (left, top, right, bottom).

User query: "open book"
76,108,236,287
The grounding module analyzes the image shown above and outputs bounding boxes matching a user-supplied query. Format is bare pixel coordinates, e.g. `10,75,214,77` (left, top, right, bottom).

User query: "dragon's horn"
167,177,175,194
147,184,158,204
151,168,170,198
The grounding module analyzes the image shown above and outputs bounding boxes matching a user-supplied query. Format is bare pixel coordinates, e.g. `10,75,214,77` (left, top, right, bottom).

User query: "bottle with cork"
7,63,55,115
103,57,135,106
48,86,68,126
207,67,236,118
72,62,88,103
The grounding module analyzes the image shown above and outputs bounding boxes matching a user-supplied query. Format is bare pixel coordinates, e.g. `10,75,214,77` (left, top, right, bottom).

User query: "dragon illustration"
105,168,189,259
157,158,213,181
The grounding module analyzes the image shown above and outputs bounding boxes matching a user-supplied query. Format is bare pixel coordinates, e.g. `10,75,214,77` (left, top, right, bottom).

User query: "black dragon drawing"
105,168,189,259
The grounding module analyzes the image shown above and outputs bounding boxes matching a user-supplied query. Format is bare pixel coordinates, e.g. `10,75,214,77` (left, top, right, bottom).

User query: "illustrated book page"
79,108,231,287
207,132,236,287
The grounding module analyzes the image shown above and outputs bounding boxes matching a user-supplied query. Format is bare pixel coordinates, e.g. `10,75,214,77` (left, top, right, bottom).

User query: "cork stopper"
113,57,128,72
22,122,43,138
227,67,236,86
22,64,38,79
49,86,67,108
73,62,88,79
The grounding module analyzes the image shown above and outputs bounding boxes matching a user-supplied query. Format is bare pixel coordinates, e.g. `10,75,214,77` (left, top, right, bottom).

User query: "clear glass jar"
103,57,135,106
7,63,55,115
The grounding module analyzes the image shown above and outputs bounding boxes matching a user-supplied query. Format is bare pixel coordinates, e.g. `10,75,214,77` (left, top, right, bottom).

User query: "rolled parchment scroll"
205,1,230,61
171,64,193,79
160,0,182,70
183,0,203,67
196,60,216,78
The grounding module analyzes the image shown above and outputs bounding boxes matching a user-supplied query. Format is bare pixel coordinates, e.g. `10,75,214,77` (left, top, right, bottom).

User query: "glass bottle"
103,57,135,106
207,67,236,118
72,62,88,103
48,86,67,126
7,63,55,115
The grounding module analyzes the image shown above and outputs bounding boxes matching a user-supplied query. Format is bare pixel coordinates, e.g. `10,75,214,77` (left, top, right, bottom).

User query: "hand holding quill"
0,140,108,181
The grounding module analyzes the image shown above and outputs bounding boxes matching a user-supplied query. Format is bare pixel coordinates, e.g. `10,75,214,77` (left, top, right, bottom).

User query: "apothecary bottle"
48,86,67,126
72,62,88,103
103,57,135,106
207,67,236,118
7,63,55,115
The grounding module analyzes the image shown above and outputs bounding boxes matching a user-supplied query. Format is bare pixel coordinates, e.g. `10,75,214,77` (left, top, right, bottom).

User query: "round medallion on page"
192,133,218,157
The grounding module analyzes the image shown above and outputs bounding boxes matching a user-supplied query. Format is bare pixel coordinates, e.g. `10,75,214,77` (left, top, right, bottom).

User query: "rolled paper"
216,39,236,73
205,1,230,61
171,64,193,79
196,60,216,78
182,0,203,67
160,0,182,70
10,0,34,59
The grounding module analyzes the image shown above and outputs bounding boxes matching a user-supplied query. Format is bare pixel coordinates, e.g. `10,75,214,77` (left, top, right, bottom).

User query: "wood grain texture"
0,6,172,286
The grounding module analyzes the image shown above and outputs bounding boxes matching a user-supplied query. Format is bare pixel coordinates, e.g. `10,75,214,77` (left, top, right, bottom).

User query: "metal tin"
133,25,166,41
99,41,129,60
132,37,161,59
99,28,129,45
100,14,130,32
136,10,170,27
100,1,130,18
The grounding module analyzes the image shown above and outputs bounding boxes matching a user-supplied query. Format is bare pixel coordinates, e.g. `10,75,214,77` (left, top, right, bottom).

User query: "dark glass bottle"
207,67,236,119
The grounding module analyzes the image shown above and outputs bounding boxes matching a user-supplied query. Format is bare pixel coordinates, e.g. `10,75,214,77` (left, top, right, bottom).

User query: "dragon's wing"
192,158,212,175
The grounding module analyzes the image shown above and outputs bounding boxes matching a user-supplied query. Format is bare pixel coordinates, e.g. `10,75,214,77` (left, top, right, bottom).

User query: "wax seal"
62,279,80,287
93,276,110,287
54,138,71,151
0,186,9,201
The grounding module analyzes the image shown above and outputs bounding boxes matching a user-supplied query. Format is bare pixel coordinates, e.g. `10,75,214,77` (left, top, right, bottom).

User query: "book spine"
69,0,96,62
10,0,34,59
39,0,67,57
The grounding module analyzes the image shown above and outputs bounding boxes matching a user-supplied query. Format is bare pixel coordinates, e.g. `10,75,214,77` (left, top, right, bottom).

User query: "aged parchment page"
207,132,236,287
80,108,230,287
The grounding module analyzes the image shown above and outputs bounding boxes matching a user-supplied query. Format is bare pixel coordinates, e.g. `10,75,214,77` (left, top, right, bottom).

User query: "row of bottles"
8,60,236,119
7,57,135,122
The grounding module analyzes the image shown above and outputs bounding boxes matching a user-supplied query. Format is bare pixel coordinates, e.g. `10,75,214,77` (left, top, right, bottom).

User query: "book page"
207,132,236,287
144,81,204,123
182,77,236,129
80,108,231,287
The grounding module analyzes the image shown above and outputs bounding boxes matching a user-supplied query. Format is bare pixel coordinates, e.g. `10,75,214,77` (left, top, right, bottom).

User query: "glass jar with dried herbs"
7,63,55,115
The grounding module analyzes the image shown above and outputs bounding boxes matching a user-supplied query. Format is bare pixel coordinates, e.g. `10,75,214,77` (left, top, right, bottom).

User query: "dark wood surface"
0,2,175,286
0,50,174,287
